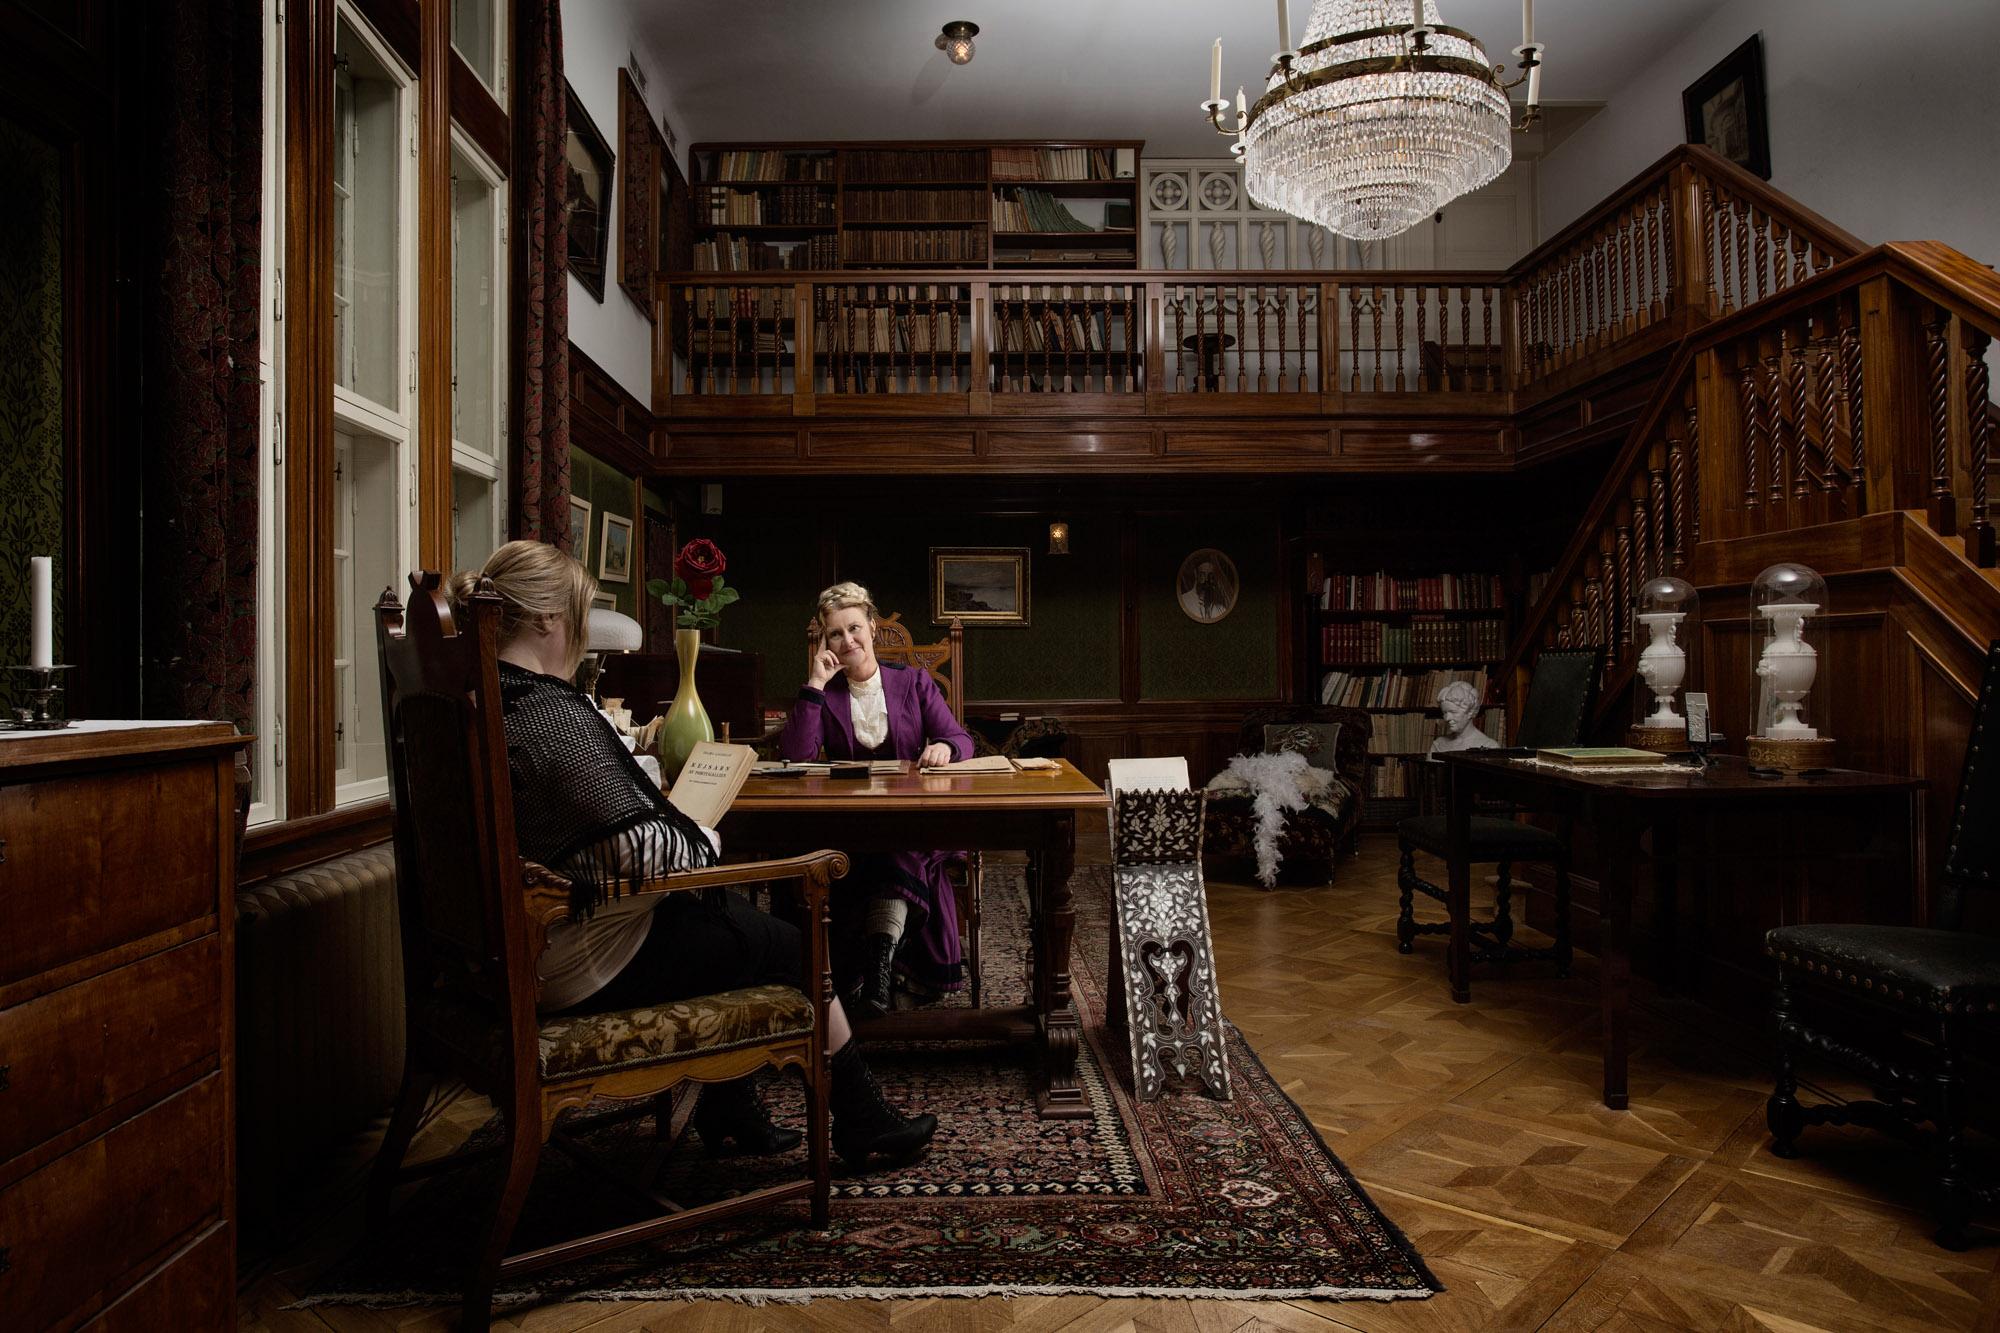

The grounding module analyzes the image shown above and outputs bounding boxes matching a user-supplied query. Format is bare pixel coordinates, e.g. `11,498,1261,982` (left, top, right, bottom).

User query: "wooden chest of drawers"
0,723,241,1330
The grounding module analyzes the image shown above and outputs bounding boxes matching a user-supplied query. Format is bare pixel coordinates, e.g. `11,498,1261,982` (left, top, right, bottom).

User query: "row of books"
844,189,985,222
996,248,1134,265
840,230,987,263
1321,618,1505,664
1317,667,1489,709
991,189,1093,233
991,146,1136,181
1366,709,1507,757
690,233,836,272
844,149,987,183
703,151,835,183
1307,565,1506,610
694,184,832,226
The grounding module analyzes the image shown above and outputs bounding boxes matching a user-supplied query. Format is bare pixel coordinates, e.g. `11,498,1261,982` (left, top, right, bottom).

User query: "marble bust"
1429,680,1499,755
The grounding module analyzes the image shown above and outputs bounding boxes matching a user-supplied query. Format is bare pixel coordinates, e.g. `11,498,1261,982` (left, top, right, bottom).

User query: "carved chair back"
806,610,966,721
1514,647,1605,750
1936,640,2000,930
374,573,536,1087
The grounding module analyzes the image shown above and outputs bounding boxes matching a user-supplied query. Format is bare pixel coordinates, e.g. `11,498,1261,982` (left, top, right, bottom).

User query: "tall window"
451,134,507,571
331,5,417,807
451,0,505,101
251,0,287,825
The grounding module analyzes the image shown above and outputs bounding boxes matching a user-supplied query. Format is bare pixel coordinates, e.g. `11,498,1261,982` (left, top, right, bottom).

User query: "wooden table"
1439,751,1922,1110
721,759,1109,1119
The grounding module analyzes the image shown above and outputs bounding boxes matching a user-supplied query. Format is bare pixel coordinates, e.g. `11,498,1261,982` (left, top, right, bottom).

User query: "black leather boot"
692,1075,802,1157
848,931,897,1019
830,1042,937,1170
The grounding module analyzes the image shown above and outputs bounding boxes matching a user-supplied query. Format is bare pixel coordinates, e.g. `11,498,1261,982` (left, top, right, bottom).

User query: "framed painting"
598,512,634,584
591,591,617,611
930,547,1030,627
564,81,614,300
1682,34,1770,180
565,495,592,561
1176,548,1239,624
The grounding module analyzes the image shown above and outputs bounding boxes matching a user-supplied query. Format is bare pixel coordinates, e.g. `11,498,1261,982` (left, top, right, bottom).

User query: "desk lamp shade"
586,607,644,652
1747,562,1835,772
1629,575,1700,752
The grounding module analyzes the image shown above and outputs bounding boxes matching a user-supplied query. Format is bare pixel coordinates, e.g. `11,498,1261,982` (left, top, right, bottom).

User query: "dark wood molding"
285,0,337,815
349,0,418,72
239,801,394,888
568,340,657,476
416,0,452,571
449,48,509,174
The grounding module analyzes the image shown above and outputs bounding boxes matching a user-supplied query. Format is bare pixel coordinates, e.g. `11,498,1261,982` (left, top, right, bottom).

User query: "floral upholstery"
1113,789,1206,866
537,983,813,1080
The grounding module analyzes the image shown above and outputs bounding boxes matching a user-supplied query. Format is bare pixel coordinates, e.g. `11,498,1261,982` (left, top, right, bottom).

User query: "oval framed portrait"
1176,548,1239,623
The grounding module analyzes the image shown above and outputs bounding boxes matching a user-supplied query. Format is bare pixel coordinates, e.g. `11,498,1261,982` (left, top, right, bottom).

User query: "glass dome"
1747,562,1837,772
1629,575,1701,752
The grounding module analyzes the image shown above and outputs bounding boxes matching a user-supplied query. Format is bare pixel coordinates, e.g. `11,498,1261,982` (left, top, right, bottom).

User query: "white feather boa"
1206,750,1333,887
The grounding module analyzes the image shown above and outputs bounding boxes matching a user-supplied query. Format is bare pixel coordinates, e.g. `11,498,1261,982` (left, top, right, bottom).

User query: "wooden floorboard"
240,827,1999,1331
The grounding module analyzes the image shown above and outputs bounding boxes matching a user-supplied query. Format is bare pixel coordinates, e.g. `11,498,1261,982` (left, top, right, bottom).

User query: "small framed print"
1176,548,1240,624
1685,692,1712,745
566,494,593,561
930,547,1030,627
598,512,634,584
591,591,617,611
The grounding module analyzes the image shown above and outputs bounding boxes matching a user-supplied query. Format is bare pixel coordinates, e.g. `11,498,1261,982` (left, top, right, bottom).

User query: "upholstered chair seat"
1766,927,2000,1016
537,984,816,1080
1397,814,1567,857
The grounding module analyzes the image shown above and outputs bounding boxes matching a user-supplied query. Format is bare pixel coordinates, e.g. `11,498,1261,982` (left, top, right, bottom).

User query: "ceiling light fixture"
935,19,979,66
1202,0,1545,240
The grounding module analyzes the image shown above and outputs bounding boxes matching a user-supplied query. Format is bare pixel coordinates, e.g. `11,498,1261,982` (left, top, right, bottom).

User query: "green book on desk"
1535,746,1667,767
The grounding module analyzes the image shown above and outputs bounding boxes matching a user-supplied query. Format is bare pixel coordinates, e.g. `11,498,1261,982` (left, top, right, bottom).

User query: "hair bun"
442,569,483,613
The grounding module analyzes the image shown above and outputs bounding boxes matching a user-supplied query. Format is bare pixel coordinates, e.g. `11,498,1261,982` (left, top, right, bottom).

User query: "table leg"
1652,818,1680,994
1598,806,1639,1110
1036,812,1091,1120
1446,761,1472,1004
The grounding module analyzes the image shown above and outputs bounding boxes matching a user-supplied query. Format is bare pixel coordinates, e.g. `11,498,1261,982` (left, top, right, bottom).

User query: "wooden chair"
1766,639,2000,1248
371,573,846,1330
1201,706,1374,886
805,612,989,1004
1395,646,1603,969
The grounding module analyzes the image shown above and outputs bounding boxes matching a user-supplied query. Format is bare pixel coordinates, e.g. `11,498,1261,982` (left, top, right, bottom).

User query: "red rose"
675,538,726,600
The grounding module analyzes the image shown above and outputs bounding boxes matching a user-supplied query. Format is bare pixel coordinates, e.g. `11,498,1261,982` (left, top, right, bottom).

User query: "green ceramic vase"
656,627,713,782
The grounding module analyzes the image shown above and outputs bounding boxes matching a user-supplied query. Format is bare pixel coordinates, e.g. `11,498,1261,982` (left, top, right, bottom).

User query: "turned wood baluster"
1482,287,1496,391
703,286,719,392
1684,394,1702,546
1392,287,1406,391
1968,330,1995,565
1668,440,1690,571
1762,349,1785,506
1459,285,1473,390
1257,286,1270,392
843,288,859,393
1616,210,1632,333
1814,317,1841,498
926,288,941,392
1414,287,1429,390
1234,284,1248,392
1721,195,1741,312
1043,285,1058,395
1126,286,1138,392
1787,323,1812,502
1738,358,1762,510
1613,523,1634,647
1558,257,1573,363
1368,286,1383,392
1274,286,1291,393
1752,210,1770,304
1061,287,1075,392
1926,313,1956,535
1840,310,1865,509
1632,493,1652,588
1787,232,1803,290
1585,569,1604,650
1582,244,1598,350
1641,194,1658,322
864,285,883,393
1173,287,1187,392
679,286,695,393
1650,466,1669,579
1698,184,1717,313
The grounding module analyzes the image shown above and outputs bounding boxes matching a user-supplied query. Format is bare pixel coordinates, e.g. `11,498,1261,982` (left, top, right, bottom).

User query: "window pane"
453,465,497,572
333,20,403,410
333,427,399,803
451,145,498,456
451,0,497,91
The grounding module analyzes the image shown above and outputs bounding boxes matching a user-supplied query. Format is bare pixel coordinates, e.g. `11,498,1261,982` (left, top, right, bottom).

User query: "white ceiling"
635,0,1728,158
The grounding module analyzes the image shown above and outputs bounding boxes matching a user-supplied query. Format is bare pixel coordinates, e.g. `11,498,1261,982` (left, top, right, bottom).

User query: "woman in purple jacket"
780,581,974,1016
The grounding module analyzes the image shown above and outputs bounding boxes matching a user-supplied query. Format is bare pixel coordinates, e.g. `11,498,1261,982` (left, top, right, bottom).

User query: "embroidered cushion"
1262,721,1344,772
536,983,813,1080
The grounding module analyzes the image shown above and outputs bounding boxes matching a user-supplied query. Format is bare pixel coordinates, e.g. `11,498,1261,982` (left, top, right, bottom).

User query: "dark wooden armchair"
1395,646,1603,970
1202,705,1374,886
371,573,847,1329
1766,639,2000,1248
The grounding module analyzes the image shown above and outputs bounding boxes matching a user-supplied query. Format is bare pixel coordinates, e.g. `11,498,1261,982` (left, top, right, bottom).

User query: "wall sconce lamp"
935,20,979,66
1048,521,1071,555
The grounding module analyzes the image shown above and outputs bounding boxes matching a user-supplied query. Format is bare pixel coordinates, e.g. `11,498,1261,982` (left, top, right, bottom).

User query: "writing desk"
1439,751,1921,1110
721,759,1109,1119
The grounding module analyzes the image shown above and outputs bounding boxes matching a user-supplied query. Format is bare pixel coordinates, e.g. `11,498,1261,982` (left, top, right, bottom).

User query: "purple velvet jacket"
779,664,974,988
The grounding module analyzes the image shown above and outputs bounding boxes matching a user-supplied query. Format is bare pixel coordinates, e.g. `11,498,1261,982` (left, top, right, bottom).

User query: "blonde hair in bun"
814,580,878,627
445,540,596,674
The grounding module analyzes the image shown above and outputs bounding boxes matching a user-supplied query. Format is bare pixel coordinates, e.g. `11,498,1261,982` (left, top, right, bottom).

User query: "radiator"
234,844,405,1215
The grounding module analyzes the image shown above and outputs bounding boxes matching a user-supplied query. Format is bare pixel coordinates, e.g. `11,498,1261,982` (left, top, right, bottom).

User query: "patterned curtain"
512,0,571,547
139,0,262,727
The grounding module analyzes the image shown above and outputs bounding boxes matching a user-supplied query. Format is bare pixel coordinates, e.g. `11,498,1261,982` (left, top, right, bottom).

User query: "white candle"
29,556,51,669
1236,85,1247,119
1522,0,1534,46
1210,38,1222,102
1411,0,1423,26
1527,60,1542,106
1277,0,1291,51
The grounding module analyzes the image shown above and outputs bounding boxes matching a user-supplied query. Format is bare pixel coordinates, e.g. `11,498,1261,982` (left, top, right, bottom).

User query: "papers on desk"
752,758,905,776
920,754,1061,774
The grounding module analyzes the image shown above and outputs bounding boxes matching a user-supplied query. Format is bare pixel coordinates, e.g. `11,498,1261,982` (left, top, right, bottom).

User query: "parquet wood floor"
240,828,2000,1332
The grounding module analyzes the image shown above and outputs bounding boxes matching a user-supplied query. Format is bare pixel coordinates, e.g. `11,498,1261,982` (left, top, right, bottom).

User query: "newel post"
1669,162,1710,319
1857,275,1932,515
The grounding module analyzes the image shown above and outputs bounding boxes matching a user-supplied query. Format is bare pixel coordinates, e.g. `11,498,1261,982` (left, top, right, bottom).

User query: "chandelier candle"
1210,37,1221,103
1278,0,1290,52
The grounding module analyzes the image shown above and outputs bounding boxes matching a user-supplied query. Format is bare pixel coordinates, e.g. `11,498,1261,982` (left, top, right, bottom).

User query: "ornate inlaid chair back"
1113,787,1207,866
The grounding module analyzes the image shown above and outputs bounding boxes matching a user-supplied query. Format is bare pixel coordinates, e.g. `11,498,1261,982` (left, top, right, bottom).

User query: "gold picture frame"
930,547,1030,627
598,512,634,584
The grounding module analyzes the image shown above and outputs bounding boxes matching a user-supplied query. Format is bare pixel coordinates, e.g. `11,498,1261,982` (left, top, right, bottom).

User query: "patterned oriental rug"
304,865,1439,1310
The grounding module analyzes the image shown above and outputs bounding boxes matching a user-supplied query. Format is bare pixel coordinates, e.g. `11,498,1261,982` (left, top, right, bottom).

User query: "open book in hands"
662,741,757,827
919,754,1061,774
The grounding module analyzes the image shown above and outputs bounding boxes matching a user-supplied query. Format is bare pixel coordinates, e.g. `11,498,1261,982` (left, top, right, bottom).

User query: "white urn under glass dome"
1629,576,1701,753
1747,562,1837,773
1241,0,1514,240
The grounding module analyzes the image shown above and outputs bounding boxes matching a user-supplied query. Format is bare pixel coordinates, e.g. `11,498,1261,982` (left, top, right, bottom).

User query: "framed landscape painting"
598,512,634,584
930,548,1030,627
1683,34,1770,180
564,81,614,300
566,494,592,561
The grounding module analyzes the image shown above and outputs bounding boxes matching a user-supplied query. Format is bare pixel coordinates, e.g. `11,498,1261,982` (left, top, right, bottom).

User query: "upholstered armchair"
1202,706,1372,887
372,574,847,1330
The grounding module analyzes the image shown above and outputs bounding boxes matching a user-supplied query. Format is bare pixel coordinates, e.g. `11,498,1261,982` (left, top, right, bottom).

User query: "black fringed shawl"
497,661,717,917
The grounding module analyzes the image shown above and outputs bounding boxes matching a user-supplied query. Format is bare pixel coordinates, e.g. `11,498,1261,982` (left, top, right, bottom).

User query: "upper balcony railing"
651,145,1869,423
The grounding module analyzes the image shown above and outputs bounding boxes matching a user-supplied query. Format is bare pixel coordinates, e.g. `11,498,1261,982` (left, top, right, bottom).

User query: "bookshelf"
1303,559,1511,828
688,140,1143,273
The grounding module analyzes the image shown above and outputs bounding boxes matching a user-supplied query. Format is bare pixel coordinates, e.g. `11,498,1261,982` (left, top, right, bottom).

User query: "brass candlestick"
4,664,74,730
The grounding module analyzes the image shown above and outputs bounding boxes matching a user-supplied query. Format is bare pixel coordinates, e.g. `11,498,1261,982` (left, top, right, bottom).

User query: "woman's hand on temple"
919,742,955,768
806,648,841,690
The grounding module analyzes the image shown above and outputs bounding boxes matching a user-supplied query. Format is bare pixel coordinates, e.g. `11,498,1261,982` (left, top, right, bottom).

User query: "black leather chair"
1394,647,1603,969
1766,640,1999,1249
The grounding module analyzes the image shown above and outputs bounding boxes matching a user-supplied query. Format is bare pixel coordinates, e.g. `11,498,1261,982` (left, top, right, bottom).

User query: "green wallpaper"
570,446,639,619
703,507,820,699
1138,511,1280,700
0,115,65,692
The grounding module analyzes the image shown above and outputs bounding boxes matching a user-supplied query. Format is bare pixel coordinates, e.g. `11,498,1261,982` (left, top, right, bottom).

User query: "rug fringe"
294,1282,1437,1310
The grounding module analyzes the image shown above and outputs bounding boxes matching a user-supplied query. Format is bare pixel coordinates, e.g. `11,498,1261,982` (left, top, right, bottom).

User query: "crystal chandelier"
1202,0,1545,240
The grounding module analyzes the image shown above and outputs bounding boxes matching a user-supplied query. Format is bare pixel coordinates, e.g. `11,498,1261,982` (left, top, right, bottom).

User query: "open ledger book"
919,754,1061,775
661,741,758,827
